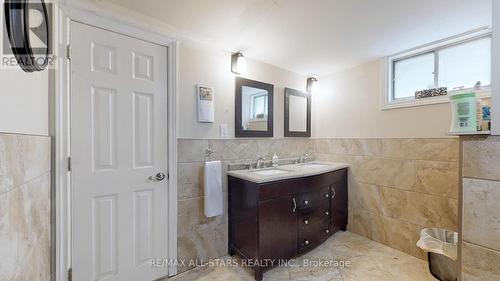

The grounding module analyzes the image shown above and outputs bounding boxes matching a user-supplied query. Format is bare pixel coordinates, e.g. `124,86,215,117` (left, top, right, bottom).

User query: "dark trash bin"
417,228,458,281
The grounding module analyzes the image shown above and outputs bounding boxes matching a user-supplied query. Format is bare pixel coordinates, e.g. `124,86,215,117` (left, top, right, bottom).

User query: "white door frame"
53,3,178,281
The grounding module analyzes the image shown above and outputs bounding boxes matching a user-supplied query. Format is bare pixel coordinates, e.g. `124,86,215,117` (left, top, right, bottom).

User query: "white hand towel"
204,160,223,217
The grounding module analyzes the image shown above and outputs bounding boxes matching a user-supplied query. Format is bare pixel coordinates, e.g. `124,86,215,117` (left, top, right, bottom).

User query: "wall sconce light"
306,77,318,93
231,52,246,74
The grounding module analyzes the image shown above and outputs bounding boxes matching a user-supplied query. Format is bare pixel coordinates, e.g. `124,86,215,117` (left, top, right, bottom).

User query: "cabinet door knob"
303,219,309,225
325,229,330,234
324,193,329,198
325,211,329,216
304,240,309,245
303,200,309,205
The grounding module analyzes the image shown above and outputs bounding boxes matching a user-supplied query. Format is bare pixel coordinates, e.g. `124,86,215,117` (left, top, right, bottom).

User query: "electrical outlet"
220,123,228,138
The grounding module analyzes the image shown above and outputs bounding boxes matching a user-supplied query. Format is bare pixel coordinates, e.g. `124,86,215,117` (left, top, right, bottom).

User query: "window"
385,30,491,109
250,93,268,118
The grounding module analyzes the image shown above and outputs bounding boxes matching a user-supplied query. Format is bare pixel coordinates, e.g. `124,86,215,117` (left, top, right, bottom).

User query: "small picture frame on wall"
197,85,215,123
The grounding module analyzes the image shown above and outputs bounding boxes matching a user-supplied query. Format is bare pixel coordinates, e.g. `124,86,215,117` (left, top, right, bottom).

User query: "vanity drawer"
297,186,330,211
298,223,330,252
298,205,330,232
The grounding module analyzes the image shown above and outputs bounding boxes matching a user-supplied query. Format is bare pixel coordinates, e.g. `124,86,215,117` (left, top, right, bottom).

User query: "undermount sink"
296,163,328,169
252,168,290,176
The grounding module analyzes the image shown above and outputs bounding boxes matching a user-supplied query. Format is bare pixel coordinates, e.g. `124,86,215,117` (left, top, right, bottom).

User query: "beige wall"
178,40,307,139
461,136,500,280
312,60,453,139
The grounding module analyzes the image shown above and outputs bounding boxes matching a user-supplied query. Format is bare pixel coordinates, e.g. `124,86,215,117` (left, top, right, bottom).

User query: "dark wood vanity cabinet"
228,169,348,281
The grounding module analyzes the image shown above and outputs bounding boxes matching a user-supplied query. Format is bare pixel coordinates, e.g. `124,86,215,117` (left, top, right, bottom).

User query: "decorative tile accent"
415,87,447,99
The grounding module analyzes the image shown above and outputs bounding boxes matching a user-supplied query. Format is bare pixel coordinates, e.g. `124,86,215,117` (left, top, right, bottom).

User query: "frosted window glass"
394,53,435,99
438,37,491,90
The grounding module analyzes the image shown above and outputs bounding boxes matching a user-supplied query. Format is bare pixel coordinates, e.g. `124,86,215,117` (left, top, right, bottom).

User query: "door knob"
303,219,309,225
303,200,309,205
149,172,166,182
325,211,329,216
324,193,329,198
325,229,330,234
304,240,310,245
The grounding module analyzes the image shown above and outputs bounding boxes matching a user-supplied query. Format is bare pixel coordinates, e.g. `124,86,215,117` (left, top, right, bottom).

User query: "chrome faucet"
255,157,266,169
298,153,310,164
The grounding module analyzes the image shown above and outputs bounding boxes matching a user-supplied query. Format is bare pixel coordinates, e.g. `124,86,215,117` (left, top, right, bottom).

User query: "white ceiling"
100,0,492,76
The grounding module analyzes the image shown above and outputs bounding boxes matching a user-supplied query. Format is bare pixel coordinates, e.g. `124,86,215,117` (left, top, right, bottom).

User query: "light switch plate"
220,123,229,138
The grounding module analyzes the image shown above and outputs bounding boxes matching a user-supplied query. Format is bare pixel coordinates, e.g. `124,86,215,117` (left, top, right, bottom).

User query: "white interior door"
70,21,168,281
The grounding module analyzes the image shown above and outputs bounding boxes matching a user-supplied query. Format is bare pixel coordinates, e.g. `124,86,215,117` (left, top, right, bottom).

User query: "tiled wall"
0,133,51,281
177,137,460,273
314,138,460,260
461,136,500,281
177,138,314,273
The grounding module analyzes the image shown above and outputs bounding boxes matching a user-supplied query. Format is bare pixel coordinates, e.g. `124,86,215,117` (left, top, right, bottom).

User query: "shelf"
447,131,491,136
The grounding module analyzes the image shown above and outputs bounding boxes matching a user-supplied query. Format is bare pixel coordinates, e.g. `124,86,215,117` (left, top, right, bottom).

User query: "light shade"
306,77,318,93
231,52,246,74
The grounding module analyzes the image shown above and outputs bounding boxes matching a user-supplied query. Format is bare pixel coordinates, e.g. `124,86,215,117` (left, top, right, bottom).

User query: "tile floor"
169,231,436,281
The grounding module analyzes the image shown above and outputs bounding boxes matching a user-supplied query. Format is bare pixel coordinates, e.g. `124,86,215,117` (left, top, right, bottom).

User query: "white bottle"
272,153,279,167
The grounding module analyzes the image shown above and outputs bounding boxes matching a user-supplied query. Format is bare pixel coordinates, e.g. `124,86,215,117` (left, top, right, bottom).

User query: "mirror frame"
284,88,311,137
235,77,274,137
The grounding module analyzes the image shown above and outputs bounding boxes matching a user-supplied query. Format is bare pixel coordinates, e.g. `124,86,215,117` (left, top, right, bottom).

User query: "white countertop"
227,161,349,184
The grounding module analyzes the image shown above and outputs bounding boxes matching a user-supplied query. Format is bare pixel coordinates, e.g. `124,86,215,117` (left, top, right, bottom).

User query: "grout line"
462,176,500,183
463,240,500,253
0,171,51,196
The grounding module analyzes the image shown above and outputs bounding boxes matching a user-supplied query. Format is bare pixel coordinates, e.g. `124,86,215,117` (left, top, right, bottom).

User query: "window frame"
250,92,268,119
382,28,492,110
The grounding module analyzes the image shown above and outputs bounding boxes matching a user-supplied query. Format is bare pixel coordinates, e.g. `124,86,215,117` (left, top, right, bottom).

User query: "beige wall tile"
314,139,330,154
177,223,228,273
0,134,51,194
348,209,386,244
178,139,209,163
381,138,459,162
380,187,458,230
380,216,426,259
463,178,500,250
349,182,381,213
178,162,204,199
463,136,500,181
0,173,50,281
354,157,415,189
415,160,459,199
178,195,227,235
323,139,381,156
463,242,500,281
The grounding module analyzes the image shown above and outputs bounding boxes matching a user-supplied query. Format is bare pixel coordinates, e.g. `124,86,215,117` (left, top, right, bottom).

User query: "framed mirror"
284,88,311,137
235,77,274,137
